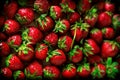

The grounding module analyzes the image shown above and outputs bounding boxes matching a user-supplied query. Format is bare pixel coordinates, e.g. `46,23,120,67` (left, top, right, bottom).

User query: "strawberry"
104,1,115,12
69,12,81,24
83,39,100,56
1,67,12,78
17,42,34,61
62,63,76,78
58,35,72,52
0,32,7,41
60,0,76,13
7,35,22,48
36,14,54,32
68,45,83,63
77,63,91,77
96,1,105,12
105,57,119,79
15,8,34,25
101,40,119,58
102,27,115,39
53,19,70,35
4,1,18,18
34,0,50,13
77,0,91,13
116,36,120,43
35,43,48,60
22,26,43,44
13,70,25,80
4,19,20,35
0,42,10,56
85,7,98,27
50,6,62,20
0,16,5,28
43,65,60,79
46,49,66,66
24,61,42,79
90,28,103,44
97,11,112,28
5,54,23,71
44,32,58,46
91,64,106,79
87,55,103,64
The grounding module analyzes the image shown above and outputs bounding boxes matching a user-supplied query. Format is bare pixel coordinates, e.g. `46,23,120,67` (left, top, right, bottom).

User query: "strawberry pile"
0,0,120,80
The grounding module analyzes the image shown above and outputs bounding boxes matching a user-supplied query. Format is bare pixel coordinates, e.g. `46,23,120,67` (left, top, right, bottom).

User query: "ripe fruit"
1,67,12,78
104,1,115,12
13,70,25,80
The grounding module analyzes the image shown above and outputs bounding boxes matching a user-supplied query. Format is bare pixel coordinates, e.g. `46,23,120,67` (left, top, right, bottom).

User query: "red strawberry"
97,12,112,28
36,14,54,32
96,1,105,12
24,61,42,79
44,32,58,46
17,42,34,61
101,40,119,58
62,63,76,78
15,8,34,25
46,49,66,66
60,0,76,13
58,35,72,52
34,0,50,13
4,1,18,18
13,70,25,80
53,19,70,35
22,26,43,44
35,43,48,60
90,28,103,44
0,16,5,28
4,19,20,35
68,45,83,63
83,39,100,56
105,57,119,79
77,63,91,77
43,66,60,79
102,27,115,39
5,54,23,71
85,7,98,27
7,35,22,48
88,55,103,64
69,12,81,24
0,32,7,41
104,1,115,12
50,6,62,20
77,0,91,13
0,42,10,56
1,67,12,78
91,64,106,78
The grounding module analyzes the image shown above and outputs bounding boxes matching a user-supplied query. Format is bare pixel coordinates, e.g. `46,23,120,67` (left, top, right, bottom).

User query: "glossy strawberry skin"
101,40,119,58
7,35,22,47
4,1,18,18
97,12,112,28
38,16,54,32
85,17,97,28
104,2,115,12
35,43,48,60
43,66,60,79
24,61,42,79
1,67,12,78
50,49,66,66
4,19,20,35
34,0,50,13
5,54,23,71
0,42,10,56
15,8,34,25
44,32,58,46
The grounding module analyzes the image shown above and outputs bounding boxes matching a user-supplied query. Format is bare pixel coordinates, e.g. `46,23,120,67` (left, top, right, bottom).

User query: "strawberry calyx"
105,57,119,79
90,28,99,34
63,63,75,71
112,15,120,30
53,19,66,33
13,70,22,80
36,43,48,52
34,4,43,13
18,0,27,7
15,14,28,24
50,6,57,20
4,24,10,31
77,63,90,72
105,11,113,17
43,69,55,79
81,23,90,32
58,37,66,50
60,3,74,13
24,68,42,79
102,28,106,34
5,54,13,67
